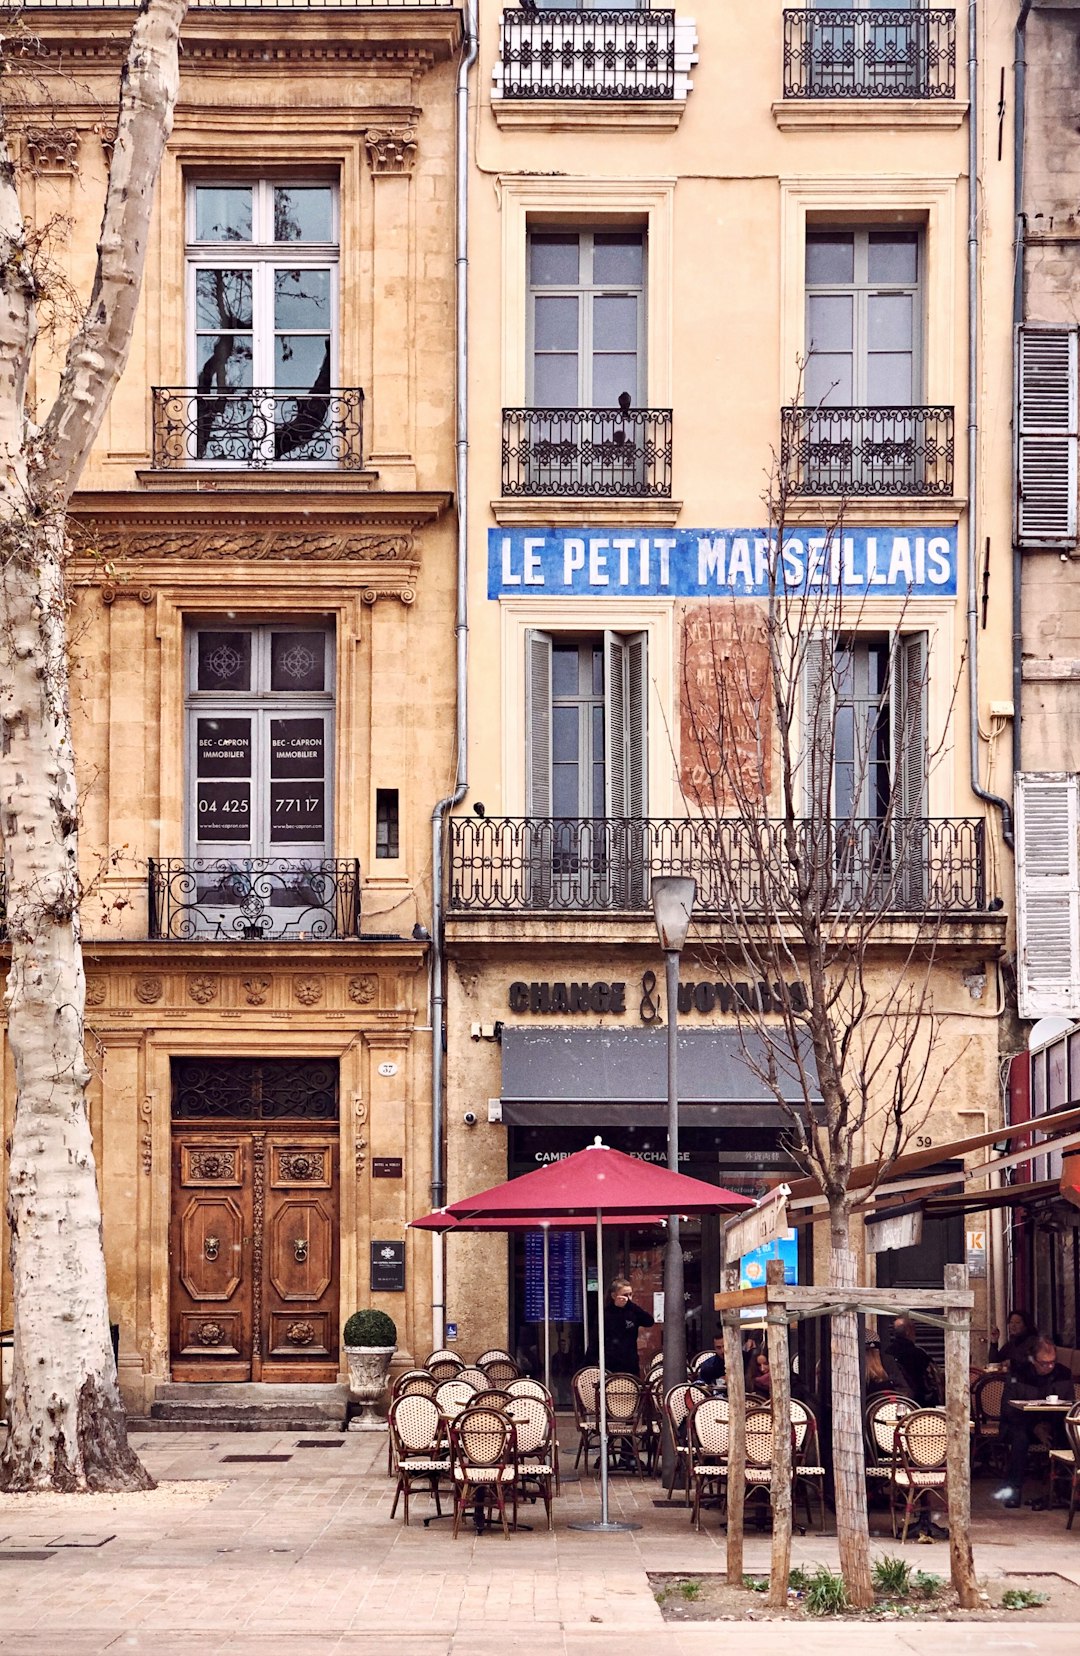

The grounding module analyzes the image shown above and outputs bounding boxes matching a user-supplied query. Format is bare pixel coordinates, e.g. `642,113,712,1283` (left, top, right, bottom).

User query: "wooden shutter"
626,632,648,818
1016,325,1078,548
604,631,628,819
1016,773,1080,1018
525,629,553,816
800,632,834,817
893,631,928,909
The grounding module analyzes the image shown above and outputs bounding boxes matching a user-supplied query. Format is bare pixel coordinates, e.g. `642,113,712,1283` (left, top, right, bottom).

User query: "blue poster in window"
488,526,957,600
525,1229,583,1323
740,1229,799,1292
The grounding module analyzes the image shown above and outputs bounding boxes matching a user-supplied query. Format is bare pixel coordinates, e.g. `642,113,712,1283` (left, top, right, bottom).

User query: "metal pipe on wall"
429,0,479,1351
1012,1,1033,775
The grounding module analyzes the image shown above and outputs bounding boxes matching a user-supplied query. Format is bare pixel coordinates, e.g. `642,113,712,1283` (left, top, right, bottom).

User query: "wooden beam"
766,1259,792,1608
715,1288,767,1312
943,1263,978,1609
722,1262,746,1587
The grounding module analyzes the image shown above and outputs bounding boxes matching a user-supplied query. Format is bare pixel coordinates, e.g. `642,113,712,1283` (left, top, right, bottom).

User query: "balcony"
151,387,364,471
782,8,956,101
780,406,954,498
496,6,684,101
502,406,673,498
148,858,362,941
448,816,987,917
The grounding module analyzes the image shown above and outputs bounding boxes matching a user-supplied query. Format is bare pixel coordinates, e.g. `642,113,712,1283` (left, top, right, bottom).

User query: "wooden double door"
170,1125,339,1381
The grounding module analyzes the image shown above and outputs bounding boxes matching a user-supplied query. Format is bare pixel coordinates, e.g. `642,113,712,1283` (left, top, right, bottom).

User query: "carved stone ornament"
293,975,324,1007
286,1321,316,1346
348,974,378,1007
190,1149,237,1181
242,974,272,1007
92,529,414,564
355,1098,369,1177
197,1322,226,1346
279,1150,324,1182
365,127,418,175
134,974,163,1005
85,977,107,1008
140,1097,153,1176
188,974,219,1005
25,127,80,174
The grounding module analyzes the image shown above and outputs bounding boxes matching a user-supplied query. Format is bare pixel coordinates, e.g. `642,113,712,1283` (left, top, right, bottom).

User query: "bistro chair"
480,1356,521,1386
864,1393,917,1495
388,1393,450,1526
687,1396,729,1531
506,1377,550,1402
662,1381,709,1503
476,1347,515,1367
689,1349,716,1377
891,1407,949,1543
1049,1401,1080,1527
644,1376,665,1475
508,1393,559,1520
790,1397,826,1530
426,1349,466,1382
647,1353,666,1382
743,1404,777,1524
449,1406,518,1540
387,1371,439,1471
571,1365,602,1470
603,1373,650,1476
471,1388,513,1412
972,1372,1008,1474
458,1366,491,1390
434,1377,478,1422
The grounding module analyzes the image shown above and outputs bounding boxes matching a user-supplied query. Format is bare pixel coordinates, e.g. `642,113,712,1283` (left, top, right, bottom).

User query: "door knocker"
204,1236,220,1262
293,1238,309,1264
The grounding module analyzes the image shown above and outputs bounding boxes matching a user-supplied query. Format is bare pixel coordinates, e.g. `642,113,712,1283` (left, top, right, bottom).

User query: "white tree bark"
0,0,186,1491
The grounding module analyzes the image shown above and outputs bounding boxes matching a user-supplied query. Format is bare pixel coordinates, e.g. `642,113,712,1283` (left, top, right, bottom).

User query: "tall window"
805,229,920,409
807,0,928,98
187,181,337,464
528,230,646,410
187,622,334,866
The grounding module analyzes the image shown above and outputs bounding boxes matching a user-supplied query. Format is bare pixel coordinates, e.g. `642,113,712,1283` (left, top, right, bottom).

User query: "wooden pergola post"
766,1257,792,1607
944,1262,978,1608
721,1262,746,1585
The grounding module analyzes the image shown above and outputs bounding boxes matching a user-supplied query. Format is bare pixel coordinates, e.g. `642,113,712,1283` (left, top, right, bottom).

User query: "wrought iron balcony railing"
148,858,362,941
783,8,956,100
448,816,987,917
502,407,673,498
780,406,954,497
151,387,364,470
498,7,676,100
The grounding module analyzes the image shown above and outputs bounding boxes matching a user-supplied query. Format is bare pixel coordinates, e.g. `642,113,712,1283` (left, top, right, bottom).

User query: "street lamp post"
651,875,696,1489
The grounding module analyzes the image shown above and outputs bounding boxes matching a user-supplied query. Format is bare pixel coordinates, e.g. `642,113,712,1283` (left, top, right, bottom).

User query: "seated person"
994,1337,1076,1508
864,1338,906,1398
988,1309,1038,1373
746,1349,771,1401
697,1334,725,1388
888,1315,939,1406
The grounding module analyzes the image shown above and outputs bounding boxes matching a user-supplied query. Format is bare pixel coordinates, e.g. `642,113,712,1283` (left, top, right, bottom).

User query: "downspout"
1012,1,1033,775
967,0,1015,849
428,0,478,1351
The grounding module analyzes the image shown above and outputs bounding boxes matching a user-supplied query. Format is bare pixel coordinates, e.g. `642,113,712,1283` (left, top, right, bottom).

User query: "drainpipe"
428,0,478,1351
1012,1,1033,775
967,0,1015,849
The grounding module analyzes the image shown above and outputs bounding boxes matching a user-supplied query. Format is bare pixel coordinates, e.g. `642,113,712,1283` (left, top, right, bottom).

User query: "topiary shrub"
343,1309,397,1348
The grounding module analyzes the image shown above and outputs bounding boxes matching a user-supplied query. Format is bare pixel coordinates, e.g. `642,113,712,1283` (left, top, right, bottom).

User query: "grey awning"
499,1027,820,1129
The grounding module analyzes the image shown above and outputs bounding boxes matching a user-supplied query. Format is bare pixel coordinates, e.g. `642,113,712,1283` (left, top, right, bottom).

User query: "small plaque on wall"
372,1157,404,1179
371,1240,406,1293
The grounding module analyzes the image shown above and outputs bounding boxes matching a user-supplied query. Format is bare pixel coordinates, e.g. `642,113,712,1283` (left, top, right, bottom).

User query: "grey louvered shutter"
1016,326,1078,548
1016,773,1080,1018
893,631,928,910
625,632,648,819
604,631,628,819
604,631,648,907
525,630,553,907
800,632,834,817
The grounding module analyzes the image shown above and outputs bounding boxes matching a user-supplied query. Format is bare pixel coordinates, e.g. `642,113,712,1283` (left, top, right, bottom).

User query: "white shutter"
1016,325,1078,548
1016,772,1080,1018
525,629,553,817
604,631,628,819
800,631,834,817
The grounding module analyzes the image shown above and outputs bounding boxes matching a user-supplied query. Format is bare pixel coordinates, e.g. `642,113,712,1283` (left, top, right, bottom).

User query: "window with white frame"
186,181,339,465
528,230,646,410
805,229,921,409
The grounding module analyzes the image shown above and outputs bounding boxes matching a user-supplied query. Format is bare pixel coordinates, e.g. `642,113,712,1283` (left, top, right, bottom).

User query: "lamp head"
651,875,696,952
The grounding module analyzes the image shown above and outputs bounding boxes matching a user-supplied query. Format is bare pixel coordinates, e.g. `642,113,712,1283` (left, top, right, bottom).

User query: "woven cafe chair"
663,1382,709,1503
480,1356,521,1385
472,1388,513,1411
476,1347,515,1367
647,1352,666,1382
743,1404,777,1522
790,1397,826,1530
972,1373,1008,1474
864,1393,917,1494
687,1396,729,1531
644,1376,664,1476
891,1407,948,1542
458,1366,491,1389
571,1365,602,1470
1049,1402,1080,1527
434,1377,478,1422
388,1393,450,1525
603,1373,649,1476
388,1371,439,1470
449,1406,518,1540
689,1349,716,1377
426,1349,466,1382
508,1393,559,1522
506,1377,551,1402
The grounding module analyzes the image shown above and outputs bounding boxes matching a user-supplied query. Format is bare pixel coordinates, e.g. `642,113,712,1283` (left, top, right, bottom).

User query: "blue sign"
740,1230,799,1293
489,527,957,600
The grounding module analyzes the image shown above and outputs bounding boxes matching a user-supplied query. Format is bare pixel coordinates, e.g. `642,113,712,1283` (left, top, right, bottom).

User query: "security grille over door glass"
787,2,953,101
525,630,647,907
182,623,337,938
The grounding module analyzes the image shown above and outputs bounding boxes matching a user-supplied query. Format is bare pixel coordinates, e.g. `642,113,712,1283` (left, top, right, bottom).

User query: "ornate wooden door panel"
170,1135,253,1380
263,1137,339,1380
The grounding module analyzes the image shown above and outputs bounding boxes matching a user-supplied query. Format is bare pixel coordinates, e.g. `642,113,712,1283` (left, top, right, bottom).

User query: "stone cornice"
72,485,453,534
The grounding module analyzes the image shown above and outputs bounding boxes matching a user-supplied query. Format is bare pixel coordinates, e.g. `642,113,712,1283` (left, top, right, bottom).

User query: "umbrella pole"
543,1222,551,1394
569,1206,640,1534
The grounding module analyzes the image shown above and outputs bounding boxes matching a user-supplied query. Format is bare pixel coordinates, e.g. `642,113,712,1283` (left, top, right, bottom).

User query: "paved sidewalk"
0,1429,1075,1655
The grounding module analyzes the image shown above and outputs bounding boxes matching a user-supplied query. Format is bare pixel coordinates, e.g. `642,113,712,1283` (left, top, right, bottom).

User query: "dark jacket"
888,1333,938,1406
988,1333,1038,1374
1004,1357,1075,1416
596,1297,654,1376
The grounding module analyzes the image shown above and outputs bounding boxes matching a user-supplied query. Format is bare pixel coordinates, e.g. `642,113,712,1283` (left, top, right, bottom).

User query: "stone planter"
345,1345,395,1431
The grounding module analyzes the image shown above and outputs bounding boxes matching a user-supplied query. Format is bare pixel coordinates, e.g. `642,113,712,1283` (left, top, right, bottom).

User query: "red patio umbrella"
412,1140,751,1532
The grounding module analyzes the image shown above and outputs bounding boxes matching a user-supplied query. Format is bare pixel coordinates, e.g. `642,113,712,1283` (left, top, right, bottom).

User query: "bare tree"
679,465,963,1603
0,0,187,1491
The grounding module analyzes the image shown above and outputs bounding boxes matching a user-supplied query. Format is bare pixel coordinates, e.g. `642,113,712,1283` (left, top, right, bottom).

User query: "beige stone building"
7,0,464,1413
440,2,1019,1392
